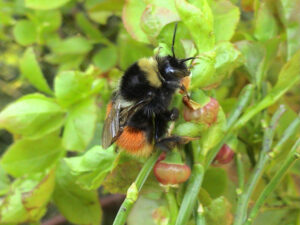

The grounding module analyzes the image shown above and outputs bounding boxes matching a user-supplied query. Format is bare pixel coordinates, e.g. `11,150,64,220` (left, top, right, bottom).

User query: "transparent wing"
102,95,153,149
102,99,121,149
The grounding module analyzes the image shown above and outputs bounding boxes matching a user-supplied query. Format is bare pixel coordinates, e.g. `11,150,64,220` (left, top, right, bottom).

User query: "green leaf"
65,145,116,189
33,10,62,34
21,170,56,219
175,0,215,53
0,94,65,139
190,51,216,89
92,45,118,72
0,170,55,223
53,161,102,225
237,38,279,89
75,13,106,43
62,98,97,151
256,38,280,88
20,47,53,95
191,42,242,89
236,41,265,82
278,0,300,59
235,50,300,129
118,30,153,70
122,0,149,43
210,0,240,42
54,71,94,107
46,54,86,70
0,191,28,223
13,20,37,46
128,195,162,225
103,160,142,194
46,37,92,70
204,196,232,225
252,209,293,225
50,36,93,55
87,0,124,24
157,22,192,59
0,166,10,195
1,135,63,177
140,4,179,44
174,122,205,137
198,188,213,206
88,0,124,12
25,0,71,10
291,160,300,176
254,2,278,42
202,167,228,199
215,42,242,78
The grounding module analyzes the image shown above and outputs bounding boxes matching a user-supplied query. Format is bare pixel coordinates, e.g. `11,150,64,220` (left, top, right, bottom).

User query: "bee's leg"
165,80,181,89
154,108,179,141
179,84,190,99
169,108,179,121
162,108,179,121
154,113,168,142
155,136,196,152
155,136,181,152
165,81,190,99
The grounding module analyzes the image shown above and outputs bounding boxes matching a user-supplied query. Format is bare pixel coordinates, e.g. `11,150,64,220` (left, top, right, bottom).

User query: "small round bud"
183,97,220,126
154,162,191,185
214,144,235,164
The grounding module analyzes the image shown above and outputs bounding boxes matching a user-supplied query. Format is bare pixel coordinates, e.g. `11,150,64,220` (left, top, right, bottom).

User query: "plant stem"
165,187,178,225
235,153,245,195
135,150,161,189
226,84,254,131
112,150,161,225
270,115,300,158
245,139,300,225
233,106,286,225
195,203,206,225
175,163,204,225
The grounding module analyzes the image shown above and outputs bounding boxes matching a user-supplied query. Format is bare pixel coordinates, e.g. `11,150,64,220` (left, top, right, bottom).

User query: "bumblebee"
102,24,195,157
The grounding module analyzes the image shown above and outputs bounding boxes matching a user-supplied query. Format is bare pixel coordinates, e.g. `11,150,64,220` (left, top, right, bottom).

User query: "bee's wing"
102,95,153,149
102,100,122,149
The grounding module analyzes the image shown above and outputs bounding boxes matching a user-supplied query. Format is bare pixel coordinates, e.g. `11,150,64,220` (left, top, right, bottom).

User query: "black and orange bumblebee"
102,24,195,157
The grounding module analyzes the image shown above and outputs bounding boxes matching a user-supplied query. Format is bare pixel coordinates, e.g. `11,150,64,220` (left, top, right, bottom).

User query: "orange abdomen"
105,102,153,157
116,126,153,157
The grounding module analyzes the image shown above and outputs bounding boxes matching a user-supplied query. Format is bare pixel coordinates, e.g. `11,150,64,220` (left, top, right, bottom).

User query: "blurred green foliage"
0,0,299,225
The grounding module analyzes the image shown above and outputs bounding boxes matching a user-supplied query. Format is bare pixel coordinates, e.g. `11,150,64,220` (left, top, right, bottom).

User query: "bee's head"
158,55,192,80
157,23,195,81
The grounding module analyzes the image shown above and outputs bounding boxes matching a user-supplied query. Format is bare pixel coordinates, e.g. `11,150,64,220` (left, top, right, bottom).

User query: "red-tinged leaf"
122,0,149,43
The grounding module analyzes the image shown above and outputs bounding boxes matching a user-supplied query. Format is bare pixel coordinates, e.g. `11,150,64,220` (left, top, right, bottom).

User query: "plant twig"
226,84,254,131
233,105,286,225
270,115,300,158
175,163,204,225
195,203,206,225
235,153,245,195
245,139,300,225
165,187,178,225
112,150,161,225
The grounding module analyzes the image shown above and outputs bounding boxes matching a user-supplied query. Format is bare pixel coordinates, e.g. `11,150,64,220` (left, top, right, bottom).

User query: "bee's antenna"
171,22,178,58
180,57,197,63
